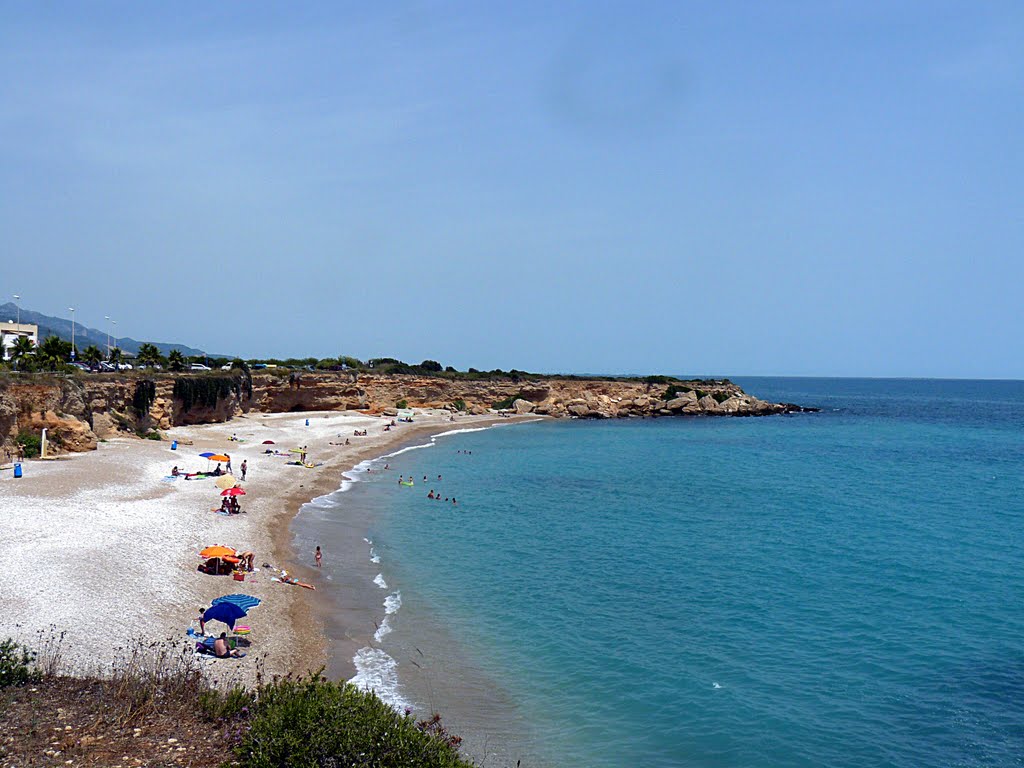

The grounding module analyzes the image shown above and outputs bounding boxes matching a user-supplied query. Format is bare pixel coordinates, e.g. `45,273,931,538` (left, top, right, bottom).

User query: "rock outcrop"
0,372,814,455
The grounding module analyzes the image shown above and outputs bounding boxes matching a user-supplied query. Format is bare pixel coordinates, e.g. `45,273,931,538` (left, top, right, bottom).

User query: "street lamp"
104,316,111,355
12,294,20,325
68,307,76,360
112,320,118,355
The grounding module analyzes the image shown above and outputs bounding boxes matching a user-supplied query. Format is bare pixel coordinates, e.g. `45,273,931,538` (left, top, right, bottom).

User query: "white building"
0,321,39,360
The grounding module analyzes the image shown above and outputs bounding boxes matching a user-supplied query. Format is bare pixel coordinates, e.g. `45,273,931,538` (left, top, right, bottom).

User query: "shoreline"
280,416,541,684
0,408,538,689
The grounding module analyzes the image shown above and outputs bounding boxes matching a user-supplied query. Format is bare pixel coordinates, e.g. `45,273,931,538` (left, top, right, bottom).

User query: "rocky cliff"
0,372,812,455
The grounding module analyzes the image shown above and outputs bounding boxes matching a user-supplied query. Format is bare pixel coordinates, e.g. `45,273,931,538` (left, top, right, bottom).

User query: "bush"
451,399,466,412
396,399,408,409
712,391,731,404
199,685,254,721
0,639,39,688
16,430,41,458
238,675,472,768
492,393,522,410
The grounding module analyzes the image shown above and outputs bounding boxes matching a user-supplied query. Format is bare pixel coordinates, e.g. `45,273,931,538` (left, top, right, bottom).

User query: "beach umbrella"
212,593,262,611
200,545,237,559
208,454,230,462
215,475,238,490
203,601,247,629
221,487,246,497
199,452,216,458
262,440,275,445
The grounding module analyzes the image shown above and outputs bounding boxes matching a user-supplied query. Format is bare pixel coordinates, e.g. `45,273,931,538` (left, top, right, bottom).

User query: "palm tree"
167,349,185,372
137,343,163,368
82,345,103,370
9,335,35,370
37,335,72,371
108,347,123,366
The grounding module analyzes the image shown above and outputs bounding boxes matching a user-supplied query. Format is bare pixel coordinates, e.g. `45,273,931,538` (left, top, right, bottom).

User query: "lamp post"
104,316,111,355
12,294,20,325
68,307,76,360
112,320,118,356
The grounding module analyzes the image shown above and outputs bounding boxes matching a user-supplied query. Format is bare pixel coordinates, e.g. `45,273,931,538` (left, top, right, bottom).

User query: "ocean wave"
364,537,381,564
350,647,410,710
374,616,393,642
384,590,402,615
374,573,388,589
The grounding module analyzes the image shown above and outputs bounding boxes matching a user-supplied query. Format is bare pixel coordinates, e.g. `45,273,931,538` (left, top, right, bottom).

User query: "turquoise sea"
293,378,1024,768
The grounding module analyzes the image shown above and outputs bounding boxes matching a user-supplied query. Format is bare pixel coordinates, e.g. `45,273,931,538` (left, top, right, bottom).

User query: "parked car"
99,362,116,372
117,363,133,370
220,364,232,371
190,363,212,371
70,362,90,371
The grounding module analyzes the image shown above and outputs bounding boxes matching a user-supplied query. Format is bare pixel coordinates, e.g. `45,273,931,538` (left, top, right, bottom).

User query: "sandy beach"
0,409,518,687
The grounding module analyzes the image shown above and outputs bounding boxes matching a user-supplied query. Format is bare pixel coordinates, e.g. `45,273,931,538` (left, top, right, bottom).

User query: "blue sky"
1,2,1021,377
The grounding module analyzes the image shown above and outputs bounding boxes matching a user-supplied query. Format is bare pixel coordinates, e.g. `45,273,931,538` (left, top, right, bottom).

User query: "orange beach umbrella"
200,545,237,559
208,454,230,462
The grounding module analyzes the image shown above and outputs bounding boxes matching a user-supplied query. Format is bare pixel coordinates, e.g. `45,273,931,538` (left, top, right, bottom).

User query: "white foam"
373,573,388,589
364,538,381,564
383,590,402,615
349,648,410,710
374,616,393,642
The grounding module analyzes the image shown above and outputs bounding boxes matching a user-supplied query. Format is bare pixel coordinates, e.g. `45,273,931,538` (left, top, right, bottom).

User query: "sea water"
293,378,1024,768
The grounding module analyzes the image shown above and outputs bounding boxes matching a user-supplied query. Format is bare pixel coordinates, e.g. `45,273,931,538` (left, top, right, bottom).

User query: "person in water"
428,490,435,499
315,546,322,567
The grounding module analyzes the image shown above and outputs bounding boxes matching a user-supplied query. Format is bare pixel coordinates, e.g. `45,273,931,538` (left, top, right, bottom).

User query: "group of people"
427,490,457,504
219,495,242,514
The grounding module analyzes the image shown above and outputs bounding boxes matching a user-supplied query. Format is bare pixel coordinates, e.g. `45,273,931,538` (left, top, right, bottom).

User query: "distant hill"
0,303,209,358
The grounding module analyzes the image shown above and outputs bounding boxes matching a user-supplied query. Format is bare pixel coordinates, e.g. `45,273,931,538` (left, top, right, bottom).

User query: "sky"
1,2,1021,377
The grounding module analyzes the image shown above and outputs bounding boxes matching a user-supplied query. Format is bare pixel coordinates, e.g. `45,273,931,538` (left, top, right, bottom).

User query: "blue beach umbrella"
212,594,262,611
203,602,247,630
199,452,216,458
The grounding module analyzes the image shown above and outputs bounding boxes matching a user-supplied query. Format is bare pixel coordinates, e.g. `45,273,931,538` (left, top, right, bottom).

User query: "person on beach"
214,632,243,658
226,455,232,474
315,546,322,567
213,463,223,476
171,466,180,477
240,460,247,481
197,608,208,635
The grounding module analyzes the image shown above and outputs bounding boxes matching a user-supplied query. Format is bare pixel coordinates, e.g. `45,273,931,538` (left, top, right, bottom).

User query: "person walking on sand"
240,460,247,481
226,455,233,474
315,546,323,567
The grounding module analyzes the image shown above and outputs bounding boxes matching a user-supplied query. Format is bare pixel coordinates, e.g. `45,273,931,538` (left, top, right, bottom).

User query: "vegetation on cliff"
1,636,479,768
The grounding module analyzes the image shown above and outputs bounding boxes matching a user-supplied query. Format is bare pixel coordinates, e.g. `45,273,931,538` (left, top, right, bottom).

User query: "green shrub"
16,430,41,458
451,399,466,412
0,639,39,688
712,391,731,404
395,399,408,409
492,392,527,410
661,384,693,401
238,675,472,768
200,685,254,721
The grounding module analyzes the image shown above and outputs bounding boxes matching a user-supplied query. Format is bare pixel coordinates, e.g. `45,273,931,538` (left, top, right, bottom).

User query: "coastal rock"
567,403,589,418
513,399,535,415
698,395,719,412
665,392,698,411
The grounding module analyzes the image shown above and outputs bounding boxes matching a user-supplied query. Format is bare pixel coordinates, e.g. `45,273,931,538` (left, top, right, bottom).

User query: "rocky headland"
0,371,814,455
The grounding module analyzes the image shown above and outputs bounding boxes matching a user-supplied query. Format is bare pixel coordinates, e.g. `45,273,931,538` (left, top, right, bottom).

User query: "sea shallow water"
293,378,1024,768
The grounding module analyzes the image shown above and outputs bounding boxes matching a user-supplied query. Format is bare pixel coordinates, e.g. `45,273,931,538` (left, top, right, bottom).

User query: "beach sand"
0,410,518,686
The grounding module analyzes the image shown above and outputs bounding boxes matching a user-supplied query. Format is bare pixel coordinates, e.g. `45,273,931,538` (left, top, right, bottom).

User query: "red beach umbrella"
262,440,275,445
221,487,246,497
